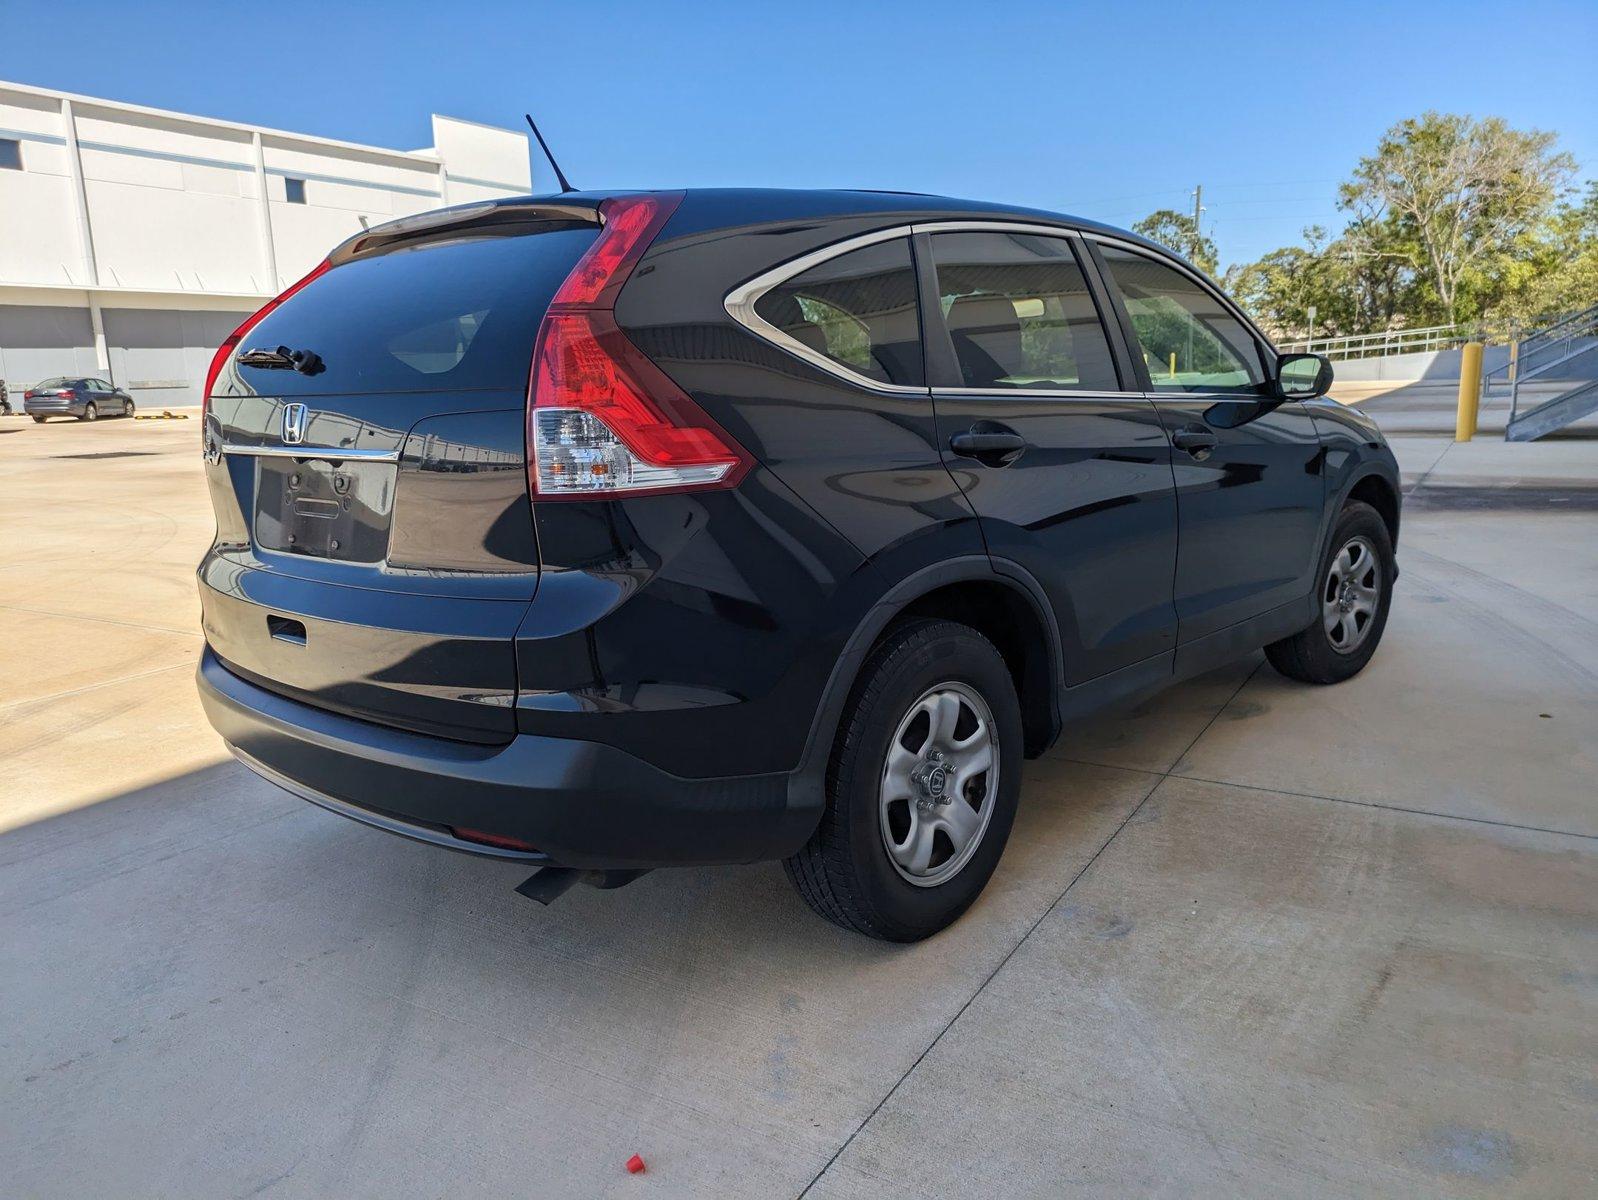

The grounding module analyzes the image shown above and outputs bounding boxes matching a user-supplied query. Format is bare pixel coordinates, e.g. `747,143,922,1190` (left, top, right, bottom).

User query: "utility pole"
1190,184,1204,263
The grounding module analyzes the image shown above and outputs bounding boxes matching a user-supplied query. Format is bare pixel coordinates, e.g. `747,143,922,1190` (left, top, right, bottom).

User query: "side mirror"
1273,352,1333,400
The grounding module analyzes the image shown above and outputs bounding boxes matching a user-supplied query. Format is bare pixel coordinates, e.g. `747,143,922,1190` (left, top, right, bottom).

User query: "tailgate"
199,207,600,740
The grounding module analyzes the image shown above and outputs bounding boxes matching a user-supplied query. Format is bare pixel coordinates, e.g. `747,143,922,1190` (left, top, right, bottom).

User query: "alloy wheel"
1323,535,1380,654
879,681,998,887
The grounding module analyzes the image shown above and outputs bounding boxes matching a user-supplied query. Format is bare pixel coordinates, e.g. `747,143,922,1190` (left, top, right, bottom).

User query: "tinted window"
931,231,1118,391
284,177,307,204
753,237,923,387
231,222,597,396
1099,245,1263,392
0,138,21,170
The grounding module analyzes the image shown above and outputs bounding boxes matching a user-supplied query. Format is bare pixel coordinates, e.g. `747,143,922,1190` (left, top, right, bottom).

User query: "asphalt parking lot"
2,411,1595,1198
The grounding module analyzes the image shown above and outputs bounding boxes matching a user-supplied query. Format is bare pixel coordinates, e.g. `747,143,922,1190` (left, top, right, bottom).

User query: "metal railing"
1277,322,1473,360
1483,303,1598,426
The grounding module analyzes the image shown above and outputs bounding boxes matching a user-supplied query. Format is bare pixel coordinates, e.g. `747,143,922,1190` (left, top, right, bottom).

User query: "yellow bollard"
1455,341,1483,442
1169,352,1177,380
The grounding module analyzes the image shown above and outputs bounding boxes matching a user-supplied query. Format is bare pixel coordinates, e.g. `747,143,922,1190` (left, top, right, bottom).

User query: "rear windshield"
227,221,598,396
33,378,74,389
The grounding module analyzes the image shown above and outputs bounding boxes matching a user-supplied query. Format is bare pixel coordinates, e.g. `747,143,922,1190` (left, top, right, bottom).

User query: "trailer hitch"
515,866,650,905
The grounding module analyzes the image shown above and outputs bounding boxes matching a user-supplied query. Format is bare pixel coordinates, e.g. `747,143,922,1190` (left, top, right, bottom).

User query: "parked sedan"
23,377,136,422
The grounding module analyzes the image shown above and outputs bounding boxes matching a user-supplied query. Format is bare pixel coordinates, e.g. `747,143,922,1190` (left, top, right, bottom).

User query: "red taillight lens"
203,260,332,419
527,192,752,500
530,311,749,497
550,194,680,309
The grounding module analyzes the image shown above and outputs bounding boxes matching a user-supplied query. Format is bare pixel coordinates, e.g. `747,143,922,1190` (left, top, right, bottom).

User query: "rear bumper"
197,647,812,869
24,399,80,415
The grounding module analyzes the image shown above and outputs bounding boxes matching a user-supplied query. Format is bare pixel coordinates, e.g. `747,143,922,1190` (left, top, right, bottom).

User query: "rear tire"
1266,500,1394,684
80,402,98,422
785,619,1023,941
32,415,47,424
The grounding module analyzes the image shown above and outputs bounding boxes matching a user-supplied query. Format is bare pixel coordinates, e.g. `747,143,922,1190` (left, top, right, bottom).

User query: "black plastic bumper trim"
198,648,810,869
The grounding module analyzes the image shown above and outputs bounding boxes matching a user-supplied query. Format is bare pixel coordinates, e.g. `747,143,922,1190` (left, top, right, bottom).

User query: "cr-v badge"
281,403,308,445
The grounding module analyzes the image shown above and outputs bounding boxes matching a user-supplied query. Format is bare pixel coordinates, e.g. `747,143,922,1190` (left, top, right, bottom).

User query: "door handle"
949,427,1028,465
1171,426,1219,457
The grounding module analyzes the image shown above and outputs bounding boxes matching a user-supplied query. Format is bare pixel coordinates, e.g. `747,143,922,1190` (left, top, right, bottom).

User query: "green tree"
1132,209,1218,276
1339,112,1576,322
1489,180,1598,327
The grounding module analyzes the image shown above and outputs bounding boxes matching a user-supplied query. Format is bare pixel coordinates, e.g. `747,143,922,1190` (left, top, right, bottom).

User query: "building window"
0,138,22,171
284,177,306,204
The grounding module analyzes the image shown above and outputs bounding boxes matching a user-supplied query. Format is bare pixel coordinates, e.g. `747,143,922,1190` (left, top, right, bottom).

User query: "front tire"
122,399,135,418
785,619,1023,941
1266,499,1394,684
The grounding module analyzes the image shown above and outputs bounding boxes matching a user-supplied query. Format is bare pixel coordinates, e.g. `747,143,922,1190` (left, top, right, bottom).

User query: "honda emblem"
281,402,308,445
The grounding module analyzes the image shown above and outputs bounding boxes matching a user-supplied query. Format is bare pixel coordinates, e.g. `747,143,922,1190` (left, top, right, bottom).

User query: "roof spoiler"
329,198,601,266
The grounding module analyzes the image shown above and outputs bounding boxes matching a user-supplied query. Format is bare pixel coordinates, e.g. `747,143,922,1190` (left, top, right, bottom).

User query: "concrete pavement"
2,415,1595,1197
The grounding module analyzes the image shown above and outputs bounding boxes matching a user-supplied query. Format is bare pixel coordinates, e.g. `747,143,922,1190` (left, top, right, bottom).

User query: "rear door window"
1097,245,1265,393
229,221,598,396
929,231,1119,391
752,236,924,387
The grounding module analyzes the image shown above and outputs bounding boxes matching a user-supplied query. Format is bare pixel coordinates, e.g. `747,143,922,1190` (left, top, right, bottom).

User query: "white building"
0,80,532,407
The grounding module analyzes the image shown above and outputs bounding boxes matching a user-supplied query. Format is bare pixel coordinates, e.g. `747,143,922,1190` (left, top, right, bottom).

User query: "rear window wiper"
237,346,324,375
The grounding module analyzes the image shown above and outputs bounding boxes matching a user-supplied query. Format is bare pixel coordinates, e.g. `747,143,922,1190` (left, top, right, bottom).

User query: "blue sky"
5,0,1595,268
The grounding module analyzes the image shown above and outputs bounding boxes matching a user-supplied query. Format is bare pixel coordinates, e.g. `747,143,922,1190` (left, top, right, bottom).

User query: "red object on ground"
625,1154,646,1175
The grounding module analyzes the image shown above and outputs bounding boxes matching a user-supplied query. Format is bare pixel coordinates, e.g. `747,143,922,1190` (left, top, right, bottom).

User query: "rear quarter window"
224,222,598,397
751,236,924,388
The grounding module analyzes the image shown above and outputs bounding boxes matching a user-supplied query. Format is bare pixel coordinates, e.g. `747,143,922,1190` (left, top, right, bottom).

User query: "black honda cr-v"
197,189,1399,940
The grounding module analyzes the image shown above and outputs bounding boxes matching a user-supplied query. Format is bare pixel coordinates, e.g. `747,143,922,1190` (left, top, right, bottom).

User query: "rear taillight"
527,193,752,500
203,260,331,421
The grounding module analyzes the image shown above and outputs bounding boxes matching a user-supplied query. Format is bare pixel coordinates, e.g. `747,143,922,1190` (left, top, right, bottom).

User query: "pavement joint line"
1403,438,1457,496
0,600,202,640
795,662,1264,1199
1046,755,1598,844
0,661,196,714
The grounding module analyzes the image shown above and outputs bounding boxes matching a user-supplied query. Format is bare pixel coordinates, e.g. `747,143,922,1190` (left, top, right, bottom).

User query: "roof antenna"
524,113,574,194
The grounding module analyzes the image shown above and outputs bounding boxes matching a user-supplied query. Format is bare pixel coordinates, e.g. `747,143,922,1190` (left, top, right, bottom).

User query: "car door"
1088,240,1325,657
920,226,1179,685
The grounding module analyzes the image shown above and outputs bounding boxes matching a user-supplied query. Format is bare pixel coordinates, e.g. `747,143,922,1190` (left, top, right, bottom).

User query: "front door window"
1098,246,1263,393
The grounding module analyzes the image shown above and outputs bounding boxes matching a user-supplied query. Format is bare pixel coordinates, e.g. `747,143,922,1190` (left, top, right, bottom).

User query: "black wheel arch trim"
783,555,1064,847
1325,462,1402,568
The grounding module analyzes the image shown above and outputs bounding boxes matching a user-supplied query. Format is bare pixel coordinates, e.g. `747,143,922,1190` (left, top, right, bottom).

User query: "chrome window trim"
221,443,401,462
932,387,1142,402
911,219,1083,239
724,217,1278,402
724,225,928,395
724,218,1092,396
